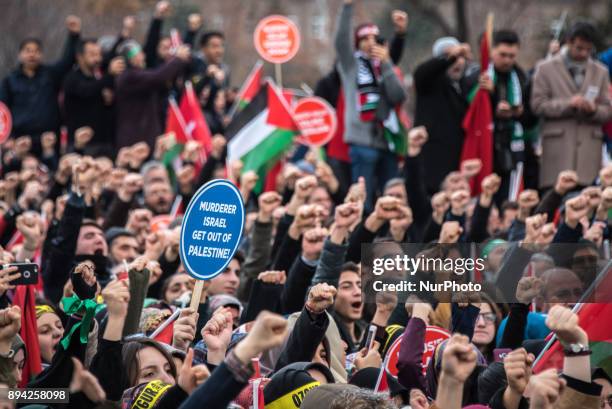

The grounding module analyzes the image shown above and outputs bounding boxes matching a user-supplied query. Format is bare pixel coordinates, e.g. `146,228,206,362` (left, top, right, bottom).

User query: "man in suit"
532,22,612,189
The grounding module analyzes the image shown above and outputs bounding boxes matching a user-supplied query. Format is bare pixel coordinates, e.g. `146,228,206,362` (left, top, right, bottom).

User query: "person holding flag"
465,29,529,205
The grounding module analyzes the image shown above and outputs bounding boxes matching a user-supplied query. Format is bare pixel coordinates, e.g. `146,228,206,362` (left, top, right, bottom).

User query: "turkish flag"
179,81,212,155
165,98,190,145
13,286,42,386
461,34,494,195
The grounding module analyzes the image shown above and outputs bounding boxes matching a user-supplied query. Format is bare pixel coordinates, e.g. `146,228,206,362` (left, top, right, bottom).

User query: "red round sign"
385,325,451,377
254,15,301,64
293,97,337,147
0,102,12,144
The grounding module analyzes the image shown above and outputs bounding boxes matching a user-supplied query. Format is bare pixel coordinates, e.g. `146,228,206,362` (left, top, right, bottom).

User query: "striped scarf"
486,64,525,154
468,64,525,153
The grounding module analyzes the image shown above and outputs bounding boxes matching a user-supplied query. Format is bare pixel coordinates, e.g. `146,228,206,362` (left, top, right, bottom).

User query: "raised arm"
312,202,360,286
43,191,85,304
89,278,130,400
389,10,408,64
180,312,288,409
334,0,355,71
144,1,170,67
275,284,334,371
118,53,187,94
49,16,81,81
239,192,281,299
242,272,284,323
379,60,406,106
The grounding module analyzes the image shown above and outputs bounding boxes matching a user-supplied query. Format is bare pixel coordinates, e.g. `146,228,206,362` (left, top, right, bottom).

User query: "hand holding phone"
365,325,377,351
5,263,38,286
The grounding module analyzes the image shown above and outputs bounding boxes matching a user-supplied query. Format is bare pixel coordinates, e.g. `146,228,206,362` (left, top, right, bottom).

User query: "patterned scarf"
355,52,380,122
486,63,524,154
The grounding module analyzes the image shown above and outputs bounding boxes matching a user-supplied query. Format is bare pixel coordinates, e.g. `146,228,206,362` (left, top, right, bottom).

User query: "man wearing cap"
414,38,471,195
334,0,407,211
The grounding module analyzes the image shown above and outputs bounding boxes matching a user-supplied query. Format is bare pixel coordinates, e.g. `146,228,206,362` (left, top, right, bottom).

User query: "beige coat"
531,54,612,187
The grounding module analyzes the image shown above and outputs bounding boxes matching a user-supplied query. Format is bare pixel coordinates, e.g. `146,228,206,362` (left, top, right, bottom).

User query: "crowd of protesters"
0,0,610,408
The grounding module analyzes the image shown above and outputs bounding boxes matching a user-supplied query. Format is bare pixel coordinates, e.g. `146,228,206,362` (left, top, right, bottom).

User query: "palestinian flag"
150,308,181,345
382,66,410,156
226,80,299,193
533,263,612,375
231,60,264,116
383,108,408,156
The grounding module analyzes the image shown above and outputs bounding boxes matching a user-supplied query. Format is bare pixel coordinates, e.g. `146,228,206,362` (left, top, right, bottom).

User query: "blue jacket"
496,311,550,346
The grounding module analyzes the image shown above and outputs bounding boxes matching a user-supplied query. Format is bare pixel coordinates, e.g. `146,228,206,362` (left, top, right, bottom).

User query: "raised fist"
66,15,82,33
391,10,409,33
515,276,543,305
407,126,428,157
306,283,337,314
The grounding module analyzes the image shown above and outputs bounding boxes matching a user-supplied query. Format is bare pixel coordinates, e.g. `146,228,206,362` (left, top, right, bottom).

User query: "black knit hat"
105,227,135,246
263,362,333,408
349,367,407,398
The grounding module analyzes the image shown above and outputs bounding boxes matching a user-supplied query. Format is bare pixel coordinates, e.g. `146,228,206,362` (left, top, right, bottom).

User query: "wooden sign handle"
190,280,205,310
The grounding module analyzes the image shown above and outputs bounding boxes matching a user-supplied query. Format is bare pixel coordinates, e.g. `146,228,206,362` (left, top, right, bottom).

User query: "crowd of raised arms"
0,0,610,408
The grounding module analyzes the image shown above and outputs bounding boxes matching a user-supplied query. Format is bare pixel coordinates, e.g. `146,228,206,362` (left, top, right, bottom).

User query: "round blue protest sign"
179,179,245,280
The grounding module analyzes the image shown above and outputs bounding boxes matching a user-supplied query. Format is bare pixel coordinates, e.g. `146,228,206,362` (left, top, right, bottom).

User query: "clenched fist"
306,283,337,314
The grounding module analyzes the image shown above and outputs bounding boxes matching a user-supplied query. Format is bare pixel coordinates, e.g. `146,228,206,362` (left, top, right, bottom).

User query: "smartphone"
376,35,386,45
585,85,599,103
6,263,39,286
365,325,377,351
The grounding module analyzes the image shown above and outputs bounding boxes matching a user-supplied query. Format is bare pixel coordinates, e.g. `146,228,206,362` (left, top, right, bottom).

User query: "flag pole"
374,353,389,391
486,13,494,52
275,63,283,88
300,83,314,96
150,307,182,339
169,195,183,219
